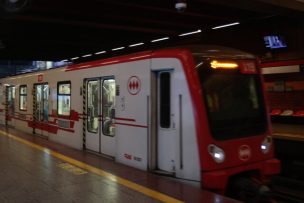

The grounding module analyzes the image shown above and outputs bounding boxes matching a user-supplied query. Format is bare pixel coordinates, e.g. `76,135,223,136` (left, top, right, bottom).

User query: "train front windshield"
196,60,267,140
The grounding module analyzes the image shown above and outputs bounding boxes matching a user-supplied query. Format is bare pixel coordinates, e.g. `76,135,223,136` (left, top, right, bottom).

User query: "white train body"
0,49,200,181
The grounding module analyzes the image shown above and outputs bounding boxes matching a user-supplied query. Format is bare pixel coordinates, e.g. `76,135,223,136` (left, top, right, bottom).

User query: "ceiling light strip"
82,54,92,58
112,47,125,51
95,51,106,55
151,37,169,43
129,42,144,47
212,22,240,30
179,29,201,36
71,57,79,60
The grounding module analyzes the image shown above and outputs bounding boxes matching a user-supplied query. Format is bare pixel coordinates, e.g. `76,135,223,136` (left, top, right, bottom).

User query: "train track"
273,138,304,202
272,176,304,203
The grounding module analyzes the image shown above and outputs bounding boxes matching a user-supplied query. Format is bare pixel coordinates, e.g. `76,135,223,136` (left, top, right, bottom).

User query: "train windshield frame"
195,59,267,140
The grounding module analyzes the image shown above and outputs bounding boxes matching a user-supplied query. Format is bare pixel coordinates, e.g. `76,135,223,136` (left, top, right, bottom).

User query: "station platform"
272,123,304,142
0,126,238,203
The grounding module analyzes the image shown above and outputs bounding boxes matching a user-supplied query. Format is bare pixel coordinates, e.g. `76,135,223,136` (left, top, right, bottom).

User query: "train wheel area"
0,126,239,203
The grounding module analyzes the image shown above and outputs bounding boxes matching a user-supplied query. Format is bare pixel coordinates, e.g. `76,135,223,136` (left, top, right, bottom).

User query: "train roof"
1,45,255,79
177,45,256,60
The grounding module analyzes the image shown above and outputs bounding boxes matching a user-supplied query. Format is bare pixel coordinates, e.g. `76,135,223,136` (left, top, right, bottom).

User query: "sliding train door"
85,77,116,157
86,79,100,152
100,78,116,156
33,83,49,137
151,70,178,174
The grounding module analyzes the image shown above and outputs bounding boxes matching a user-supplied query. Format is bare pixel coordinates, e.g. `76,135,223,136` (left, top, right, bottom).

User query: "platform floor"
0,126,238,203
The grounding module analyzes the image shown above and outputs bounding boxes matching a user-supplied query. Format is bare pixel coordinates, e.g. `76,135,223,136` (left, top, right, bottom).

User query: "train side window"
160,72,171,128
102,78,115,136
57,81,71,116
19,85,27,111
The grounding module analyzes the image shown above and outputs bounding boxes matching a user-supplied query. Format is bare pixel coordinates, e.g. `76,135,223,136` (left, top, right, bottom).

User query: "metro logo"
129,81,139,90
127,76,141,95
239,145,251,161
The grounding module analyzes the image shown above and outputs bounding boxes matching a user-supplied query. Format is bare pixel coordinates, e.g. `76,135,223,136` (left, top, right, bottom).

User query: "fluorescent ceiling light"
179,29,201,36
151,37,169,43
112,47,125,51
212,22,240,30
95,51,106,55
82,54,92,58
129,42,144,47
71,57,79,60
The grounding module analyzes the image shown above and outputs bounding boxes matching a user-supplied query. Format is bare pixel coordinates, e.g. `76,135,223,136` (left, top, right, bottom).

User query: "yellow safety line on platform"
0,130,184,203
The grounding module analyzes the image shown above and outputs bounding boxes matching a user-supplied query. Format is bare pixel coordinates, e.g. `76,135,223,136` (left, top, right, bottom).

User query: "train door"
85,77,116,157
33,83,49,137
100,78,116,156
86,79,100,152
6,86,15,127
151,71,178,173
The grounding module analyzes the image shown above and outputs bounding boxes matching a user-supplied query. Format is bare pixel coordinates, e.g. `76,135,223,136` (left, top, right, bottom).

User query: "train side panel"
0,55,200,181
150,58,200,181
46,69,83,149
114,60,150,170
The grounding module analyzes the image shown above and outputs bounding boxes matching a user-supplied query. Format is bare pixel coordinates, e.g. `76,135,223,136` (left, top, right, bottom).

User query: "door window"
43,85,49,121
87,80,99,133
35,84,49,121
159,72,171,128
7,86,15,116
102,79,115,136
19,85,27,111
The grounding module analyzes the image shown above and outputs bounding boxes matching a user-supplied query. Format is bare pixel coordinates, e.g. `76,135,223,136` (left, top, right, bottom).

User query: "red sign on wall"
38,74,43,82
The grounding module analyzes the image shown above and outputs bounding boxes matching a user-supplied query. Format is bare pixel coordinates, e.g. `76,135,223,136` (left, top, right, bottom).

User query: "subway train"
0,45,280,201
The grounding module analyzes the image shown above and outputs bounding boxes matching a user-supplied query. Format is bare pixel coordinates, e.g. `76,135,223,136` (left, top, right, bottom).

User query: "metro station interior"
0,0,304,202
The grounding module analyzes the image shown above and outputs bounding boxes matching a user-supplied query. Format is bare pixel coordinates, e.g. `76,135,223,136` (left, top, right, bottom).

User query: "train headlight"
208,144,225,163
261,136,272,154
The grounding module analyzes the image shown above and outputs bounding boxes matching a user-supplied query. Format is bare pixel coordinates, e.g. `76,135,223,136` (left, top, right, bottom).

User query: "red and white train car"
0,45,280,201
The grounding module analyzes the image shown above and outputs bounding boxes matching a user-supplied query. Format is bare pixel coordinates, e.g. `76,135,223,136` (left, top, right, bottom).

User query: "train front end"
192,48,280,201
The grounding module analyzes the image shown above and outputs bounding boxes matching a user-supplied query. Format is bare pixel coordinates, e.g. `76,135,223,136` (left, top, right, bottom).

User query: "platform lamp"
175,0,187,12
1,0,32,12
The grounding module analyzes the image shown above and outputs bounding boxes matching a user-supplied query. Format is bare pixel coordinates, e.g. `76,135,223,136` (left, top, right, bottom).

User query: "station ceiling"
0,0,304,61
